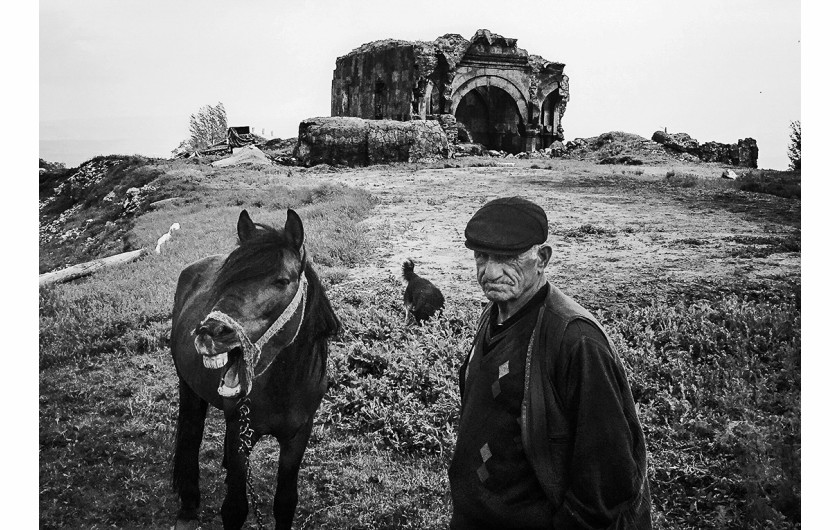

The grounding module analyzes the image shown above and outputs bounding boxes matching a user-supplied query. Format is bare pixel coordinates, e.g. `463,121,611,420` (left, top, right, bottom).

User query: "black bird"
402,259,445,324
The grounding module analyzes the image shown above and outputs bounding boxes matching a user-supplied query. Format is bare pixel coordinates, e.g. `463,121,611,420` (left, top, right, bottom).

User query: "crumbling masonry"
331,29,569,154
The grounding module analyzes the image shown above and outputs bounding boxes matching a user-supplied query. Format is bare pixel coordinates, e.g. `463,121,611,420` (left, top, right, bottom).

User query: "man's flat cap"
464,197,548,255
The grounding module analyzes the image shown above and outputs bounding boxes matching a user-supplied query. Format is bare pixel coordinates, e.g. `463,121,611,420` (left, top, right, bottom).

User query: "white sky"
39,0,800,169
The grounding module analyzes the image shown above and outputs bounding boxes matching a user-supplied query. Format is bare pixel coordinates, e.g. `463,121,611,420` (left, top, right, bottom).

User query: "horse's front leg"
172,377,208,528
273,418,315,529
220,408,257,530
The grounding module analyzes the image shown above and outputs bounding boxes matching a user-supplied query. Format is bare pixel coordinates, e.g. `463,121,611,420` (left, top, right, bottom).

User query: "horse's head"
193,209,308,399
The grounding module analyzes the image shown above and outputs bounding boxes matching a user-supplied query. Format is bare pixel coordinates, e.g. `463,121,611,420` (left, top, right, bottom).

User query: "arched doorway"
454,85,525,152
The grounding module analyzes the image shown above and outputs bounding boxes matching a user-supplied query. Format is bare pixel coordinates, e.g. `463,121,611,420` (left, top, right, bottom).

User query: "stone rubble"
651,131,758,168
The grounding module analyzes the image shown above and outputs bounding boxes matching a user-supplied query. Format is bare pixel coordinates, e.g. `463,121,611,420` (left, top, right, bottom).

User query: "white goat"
155,222,181,254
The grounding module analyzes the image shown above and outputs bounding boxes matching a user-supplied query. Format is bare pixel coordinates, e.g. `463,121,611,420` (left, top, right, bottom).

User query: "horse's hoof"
172,519,201,530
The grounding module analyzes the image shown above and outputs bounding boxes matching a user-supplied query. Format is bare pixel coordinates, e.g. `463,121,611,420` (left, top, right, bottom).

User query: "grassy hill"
39,146,800,529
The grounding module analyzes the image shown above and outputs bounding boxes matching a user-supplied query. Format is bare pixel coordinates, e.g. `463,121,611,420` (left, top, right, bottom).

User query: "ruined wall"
294,117,451,167
698,139,759,168
331,42,417,121
330,29,569,153
652,131,759,168
431,114,458,146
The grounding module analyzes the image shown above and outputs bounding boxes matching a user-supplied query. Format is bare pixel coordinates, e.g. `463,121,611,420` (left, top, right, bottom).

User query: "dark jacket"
459,283,651,529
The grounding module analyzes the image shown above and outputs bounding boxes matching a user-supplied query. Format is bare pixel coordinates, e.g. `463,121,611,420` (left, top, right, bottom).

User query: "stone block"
294,117,451,167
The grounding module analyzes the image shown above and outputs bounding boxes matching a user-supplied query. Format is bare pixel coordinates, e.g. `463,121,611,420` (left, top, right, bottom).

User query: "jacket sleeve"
550,322,648,529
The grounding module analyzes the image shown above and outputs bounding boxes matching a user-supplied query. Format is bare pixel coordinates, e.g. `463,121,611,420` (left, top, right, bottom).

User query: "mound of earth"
452,131,710,165
563,131,694,165
39,155,167,273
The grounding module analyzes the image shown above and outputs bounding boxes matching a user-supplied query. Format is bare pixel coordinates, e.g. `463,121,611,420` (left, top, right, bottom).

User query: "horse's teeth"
218,383,241,398
202,352,228,369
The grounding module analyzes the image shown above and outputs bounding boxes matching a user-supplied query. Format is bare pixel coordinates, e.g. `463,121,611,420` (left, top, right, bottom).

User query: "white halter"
255,272,308,351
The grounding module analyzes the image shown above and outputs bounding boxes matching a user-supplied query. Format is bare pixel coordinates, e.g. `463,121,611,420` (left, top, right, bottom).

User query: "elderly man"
448,197,651,529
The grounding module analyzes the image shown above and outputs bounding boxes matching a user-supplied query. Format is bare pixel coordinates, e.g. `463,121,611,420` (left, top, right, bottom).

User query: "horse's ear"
285,209,305,255
237,210,257,242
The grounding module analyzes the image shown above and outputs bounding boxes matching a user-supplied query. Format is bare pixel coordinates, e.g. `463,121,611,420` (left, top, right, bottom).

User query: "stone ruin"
295,29,570,166
294,28,759,169
294,117,451,167
333,28,569,152
652,131,758,168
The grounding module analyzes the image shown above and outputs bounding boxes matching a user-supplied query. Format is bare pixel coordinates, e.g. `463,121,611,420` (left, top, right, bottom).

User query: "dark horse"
170,209,339,529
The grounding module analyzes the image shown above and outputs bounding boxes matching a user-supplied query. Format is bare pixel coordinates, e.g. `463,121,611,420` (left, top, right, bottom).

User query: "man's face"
474,248,541,303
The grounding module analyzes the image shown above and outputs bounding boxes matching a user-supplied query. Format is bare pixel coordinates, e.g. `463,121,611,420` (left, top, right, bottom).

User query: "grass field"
39,157,800,529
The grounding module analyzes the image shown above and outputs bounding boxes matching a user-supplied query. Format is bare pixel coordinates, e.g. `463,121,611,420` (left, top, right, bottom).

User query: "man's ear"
537,245,553,271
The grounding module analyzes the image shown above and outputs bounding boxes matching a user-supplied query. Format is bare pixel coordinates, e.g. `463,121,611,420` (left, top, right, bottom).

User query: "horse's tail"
402,259,416,281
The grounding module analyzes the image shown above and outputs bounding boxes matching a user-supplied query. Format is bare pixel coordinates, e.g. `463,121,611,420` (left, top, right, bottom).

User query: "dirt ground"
302,159,800,308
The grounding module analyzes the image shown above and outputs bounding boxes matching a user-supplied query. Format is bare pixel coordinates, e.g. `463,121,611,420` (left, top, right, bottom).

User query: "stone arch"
454,84,526,152
451,75,528,123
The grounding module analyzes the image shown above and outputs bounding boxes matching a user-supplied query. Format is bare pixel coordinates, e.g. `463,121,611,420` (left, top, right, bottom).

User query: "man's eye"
275,278,291,287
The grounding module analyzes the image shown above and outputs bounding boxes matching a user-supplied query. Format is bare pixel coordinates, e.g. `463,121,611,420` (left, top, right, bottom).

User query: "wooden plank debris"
39,248,148,287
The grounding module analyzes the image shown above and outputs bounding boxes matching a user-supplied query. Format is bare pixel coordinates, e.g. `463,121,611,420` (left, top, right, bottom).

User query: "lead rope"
210,258,308,530
237,397,266,530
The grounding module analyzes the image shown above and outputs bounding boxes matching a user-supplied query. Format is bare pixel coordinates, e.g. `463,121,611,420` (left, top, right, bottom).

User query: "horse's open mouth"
202,347,246,398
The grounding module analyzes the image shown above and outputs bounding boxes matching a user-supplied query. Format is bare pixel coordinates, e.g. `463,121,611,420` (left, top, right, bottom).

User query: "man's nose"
482,259,505,280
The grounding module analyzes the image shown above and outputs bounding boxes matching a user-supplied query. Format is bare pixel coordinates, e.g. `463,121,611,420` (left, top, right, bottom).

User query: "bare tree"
787,120,801,171
173,102,228,154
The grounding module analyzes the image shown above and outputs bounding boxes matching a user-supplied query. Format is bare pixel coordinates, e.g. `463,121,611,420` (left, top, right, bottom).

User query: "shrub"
663,171,699,187
173,102,228,154
787,120,801,171
605,294,800,528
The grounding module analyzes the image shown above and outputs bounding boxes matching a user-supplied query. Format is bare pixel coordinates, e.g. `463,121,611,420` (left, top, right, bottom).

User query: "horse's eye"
275,278,291,287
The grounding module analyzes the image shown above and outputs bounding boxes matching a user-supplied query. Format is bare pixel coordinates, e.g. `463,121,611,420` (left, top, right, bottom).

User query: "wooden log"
39,248,148,287
149,197,181,209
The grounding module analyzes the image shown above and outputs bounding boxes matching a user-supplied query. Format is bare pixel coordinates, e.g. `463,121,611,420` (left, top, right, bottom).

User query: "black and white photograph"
29,0,817,528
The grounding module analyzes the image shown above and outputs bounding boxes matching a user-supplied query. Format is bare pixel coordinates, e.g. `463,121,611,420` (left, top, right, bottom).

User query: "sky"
39,0,800,169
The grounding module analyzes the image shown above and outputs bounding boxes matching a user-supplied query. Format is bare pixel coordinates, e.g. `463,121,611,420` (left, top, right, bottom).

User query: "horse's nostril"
196,321,235,337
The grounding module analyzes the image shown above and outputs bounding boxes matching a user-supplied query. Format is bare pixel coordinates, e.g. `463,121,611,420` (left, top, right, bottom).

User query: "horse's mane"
301,261,341,340
213,222,341,343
